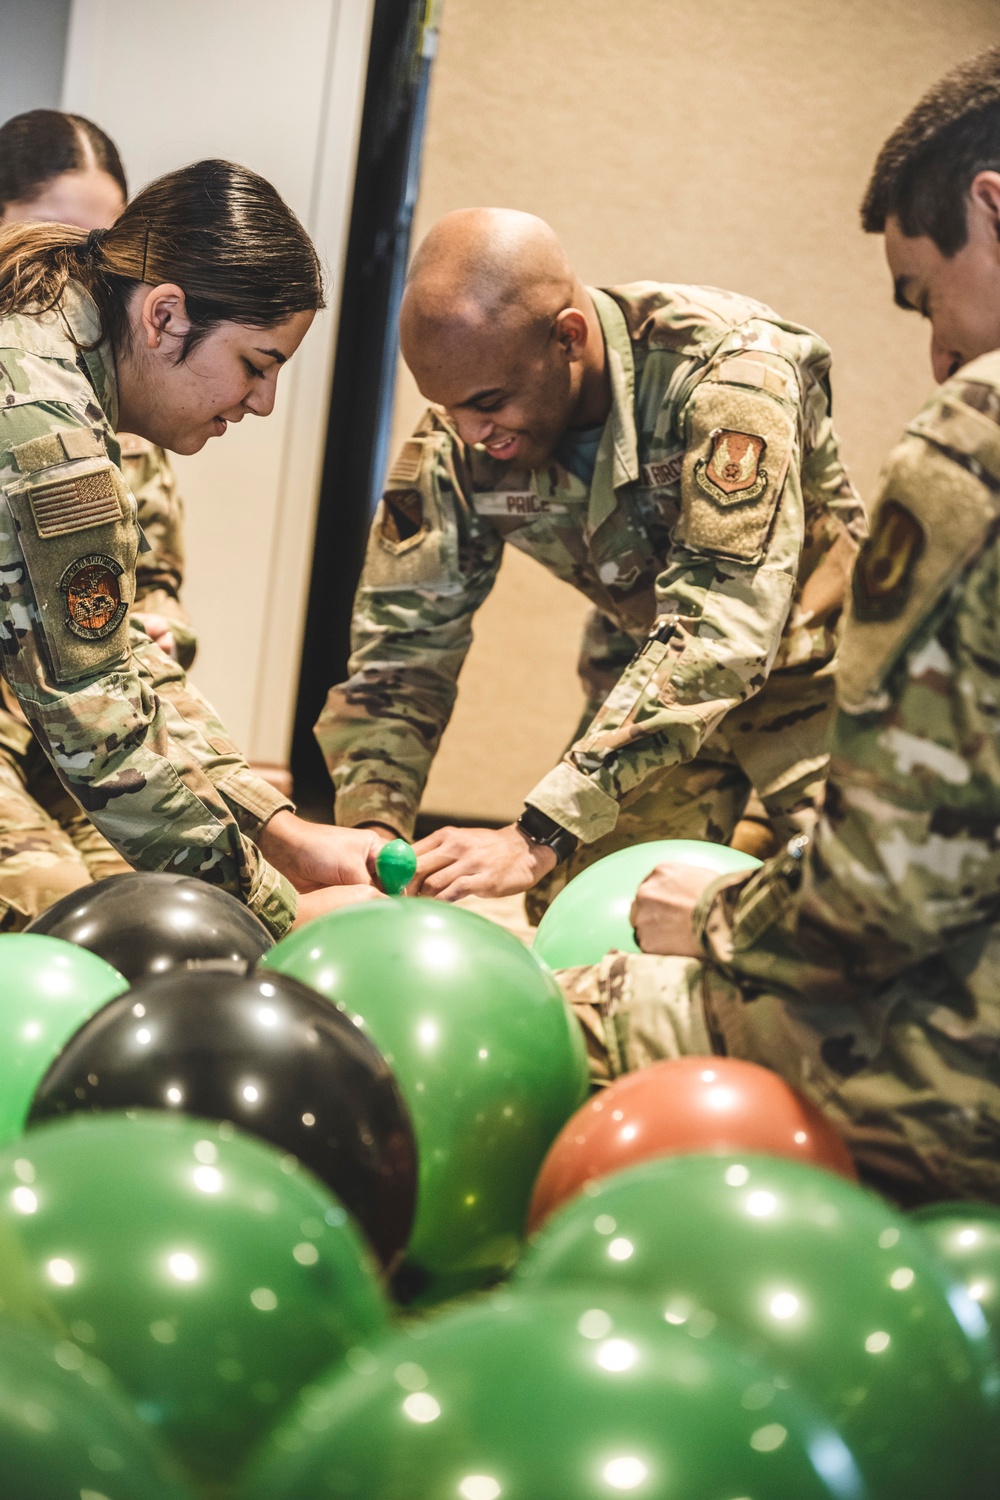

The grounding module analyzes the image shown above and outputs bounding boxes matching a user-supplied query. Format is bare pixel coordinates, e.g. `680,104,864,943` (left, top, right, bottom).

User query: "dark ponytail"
0,159,324,356
0,109,128,210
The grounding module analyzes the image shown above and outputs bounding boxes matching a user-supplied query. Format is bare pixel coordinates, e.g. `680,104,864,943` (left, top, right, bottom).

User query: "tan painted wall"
390,0,1000,824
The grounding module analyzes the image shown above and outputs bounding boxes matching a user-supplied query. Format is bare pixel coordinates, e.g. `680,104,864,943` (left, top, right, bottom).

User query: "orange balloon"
528,1056,856,1231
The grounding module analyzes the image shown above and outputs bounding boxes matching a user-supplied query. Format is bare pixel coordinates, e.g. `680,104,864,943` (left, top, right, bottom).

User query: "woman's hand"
629,861,720,957
292,884,386,928
259,811,388,893
132,610,177,660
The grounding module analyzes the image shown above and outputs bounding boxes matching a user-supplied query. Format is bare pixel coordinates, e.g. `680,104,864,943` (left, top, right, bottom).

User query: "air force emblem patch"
695,428,767,506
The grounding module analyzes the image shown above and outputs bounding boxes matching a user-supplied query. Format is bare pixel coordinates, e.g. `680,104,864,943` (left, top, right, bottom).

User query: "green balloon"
913,1203,1000,1353
376,838,418,895
244,1290,869,1500
0,1113,389,1490
516,1153,1000,1500
262,899,588,1299
0,934,128,1146
533,839,761,969
0,1319,190,1499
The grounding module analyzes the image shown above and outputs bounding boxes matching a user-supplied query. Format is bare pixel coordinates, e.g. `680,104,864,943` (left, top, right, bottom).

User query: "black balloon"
27,969,418,1270
25,872,271,983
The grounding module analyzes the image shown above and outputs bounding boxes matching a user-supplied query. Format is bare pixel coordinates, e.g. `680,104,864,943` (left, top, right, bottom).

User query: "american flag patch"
29,471,121,538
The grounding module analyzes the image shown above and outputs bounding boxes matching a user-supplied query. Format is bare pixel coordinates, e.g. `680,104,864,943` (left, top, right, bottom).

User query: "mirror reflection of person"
0,155,381,934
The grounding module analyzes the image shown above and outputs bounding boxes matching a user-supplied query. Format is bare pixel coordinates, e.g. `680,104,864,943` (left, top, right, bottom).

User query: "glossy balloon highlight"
0,934,127,1147
533,838,761,969
375,838,417,895
263,898,588,1299
530,1056,856,1229
26,871,271,983
245,1290,868,1500
0,1320,191,1499
27,969,418,1269
913,1202,1000,1352
0,1114,388,1488
517,1153,1000,1500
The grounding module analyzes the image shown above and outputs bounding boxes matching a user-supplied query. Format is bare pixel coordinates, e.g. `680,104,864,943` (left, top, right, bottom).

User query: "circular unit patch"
59,554,127,640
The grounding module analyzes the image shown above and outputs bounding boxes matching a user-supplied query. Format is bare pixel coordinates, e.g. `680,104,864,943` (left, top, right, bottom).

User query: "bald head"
401,208,578,347
398,208,609,470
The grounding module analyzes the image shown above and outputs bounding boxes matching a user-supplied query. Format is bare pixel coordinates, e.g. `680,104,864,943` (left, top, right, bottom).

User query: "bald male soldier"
562,45,1000,1206
317,213,866,912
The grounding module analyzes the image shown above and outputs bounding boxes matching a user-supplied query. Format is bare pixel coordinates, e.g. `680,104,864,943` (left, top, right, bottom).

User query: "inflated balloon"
262,898,588,1300
533,838,761,969
375,838,417,895
517,1154,1000,1500
529,1056,856,1229
0,1320,190,1500
26,871,271,983
244,1290,868,1500
913,1203,1000,1352
0,1114,388,1489
0,934,127,1148
27,969,418,1270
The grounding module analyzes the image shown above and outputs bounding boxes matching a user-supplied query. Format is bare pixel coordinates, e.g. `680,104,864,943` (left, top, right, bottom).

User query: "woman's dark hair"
0,108,128,209
0,158,324,356
862,46,1000,255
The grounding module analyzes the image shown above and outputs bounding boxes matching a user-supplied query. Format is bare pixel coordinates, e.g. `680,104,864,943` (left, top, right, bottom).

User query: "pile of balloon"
0,836,997,1499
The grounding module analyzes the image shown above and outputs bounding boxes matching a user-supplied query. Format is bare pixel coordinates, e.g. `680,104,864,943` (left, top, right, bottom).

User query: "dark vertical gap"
291,0,437,819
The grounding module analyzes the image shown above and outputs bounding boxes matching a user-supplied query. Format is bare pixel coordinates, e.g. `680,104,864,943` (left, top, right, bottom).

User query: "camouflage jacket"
118,435,197,669
319,282,865,841
696,353,1000,1192
0,283,296,935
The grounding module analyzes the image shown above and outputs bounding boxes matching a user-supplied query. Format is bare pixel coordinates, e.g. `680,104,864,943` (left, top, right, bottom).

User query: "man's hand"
629,861,720,957
259,810,385,894
132,611,177,660
292,884,386,929
412,823,558,901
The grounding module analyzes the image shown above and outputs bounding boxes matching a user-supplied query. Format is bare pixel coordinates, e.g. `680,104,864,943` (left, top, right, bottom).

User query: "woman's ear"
138,283,191,350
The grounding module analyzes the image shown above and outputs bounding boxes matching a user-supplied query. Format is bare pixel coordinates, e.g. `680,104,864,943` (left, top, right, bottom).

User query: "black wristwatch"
516,804,579,865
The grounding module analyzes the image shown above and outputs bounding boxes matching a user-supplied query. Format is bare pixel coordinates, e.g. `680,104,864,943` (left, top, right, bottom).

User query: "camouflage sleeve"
121,438,197,670
525,359,805,843
315,413,503,838
0,419,296,939
698,369,1000,1007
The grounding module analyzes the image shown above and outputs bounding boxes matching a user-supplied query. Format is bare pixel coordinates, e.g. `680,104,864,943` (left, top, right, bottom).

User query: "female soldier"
0,155,380,935
0,109,198,924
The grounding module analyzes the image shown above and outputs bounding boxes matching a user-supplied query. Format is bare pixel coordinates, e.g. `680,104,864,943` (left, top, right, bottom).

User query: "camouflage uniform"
0,283,297,936
0,437,197,926
562,352,1000,1204
318,283,865,917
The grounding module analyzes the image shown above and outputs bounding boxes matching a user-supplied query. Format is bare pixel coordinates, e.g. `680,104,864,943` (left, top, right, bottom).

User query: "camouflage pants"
557,942,1000,1206
526,664,833,925
0,707,130,930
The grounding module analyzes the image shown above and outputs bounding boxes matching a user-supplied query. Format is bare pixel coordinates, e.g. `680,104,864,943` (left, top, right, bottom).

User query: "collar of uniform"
57,280,120,430
585,287,638,534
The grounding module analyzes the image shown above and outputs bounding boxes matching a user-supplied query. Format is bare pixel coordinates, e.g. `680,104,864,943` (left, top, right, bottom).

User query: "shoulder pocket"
4,457,138,684
364,435,457,590
837,415,1000,715
677,382,794,563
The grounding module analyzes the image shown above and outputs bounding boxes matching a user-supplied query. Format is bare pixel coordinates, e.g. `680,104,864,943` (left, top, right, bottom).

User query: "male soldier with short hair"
561,44,1000,1206
317,211,865,917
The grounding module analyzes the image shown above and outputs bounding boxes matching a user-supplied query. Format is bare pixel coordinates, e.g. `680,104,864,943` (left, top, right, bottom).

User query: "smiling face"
885,170,1000,382
401,307,589,471
116,288,314,454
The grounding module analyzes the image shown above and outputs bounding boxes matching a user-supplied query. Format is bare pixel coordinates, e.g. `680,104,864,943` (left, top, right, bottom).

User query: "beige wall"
391,0,1000,824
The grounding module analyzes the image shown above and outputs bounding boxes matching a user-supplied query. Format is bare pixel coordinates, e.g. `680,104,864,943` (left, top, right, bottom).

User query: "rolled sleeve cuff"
334,783,413,839
694,869,758,961
524,762,621,844
215,769,295,842
247,860,298,941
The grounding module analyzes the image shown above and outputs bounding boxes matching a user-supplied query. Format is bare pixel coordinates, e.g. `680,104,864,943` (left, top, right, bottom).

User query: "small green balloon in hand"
376,838,417,895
